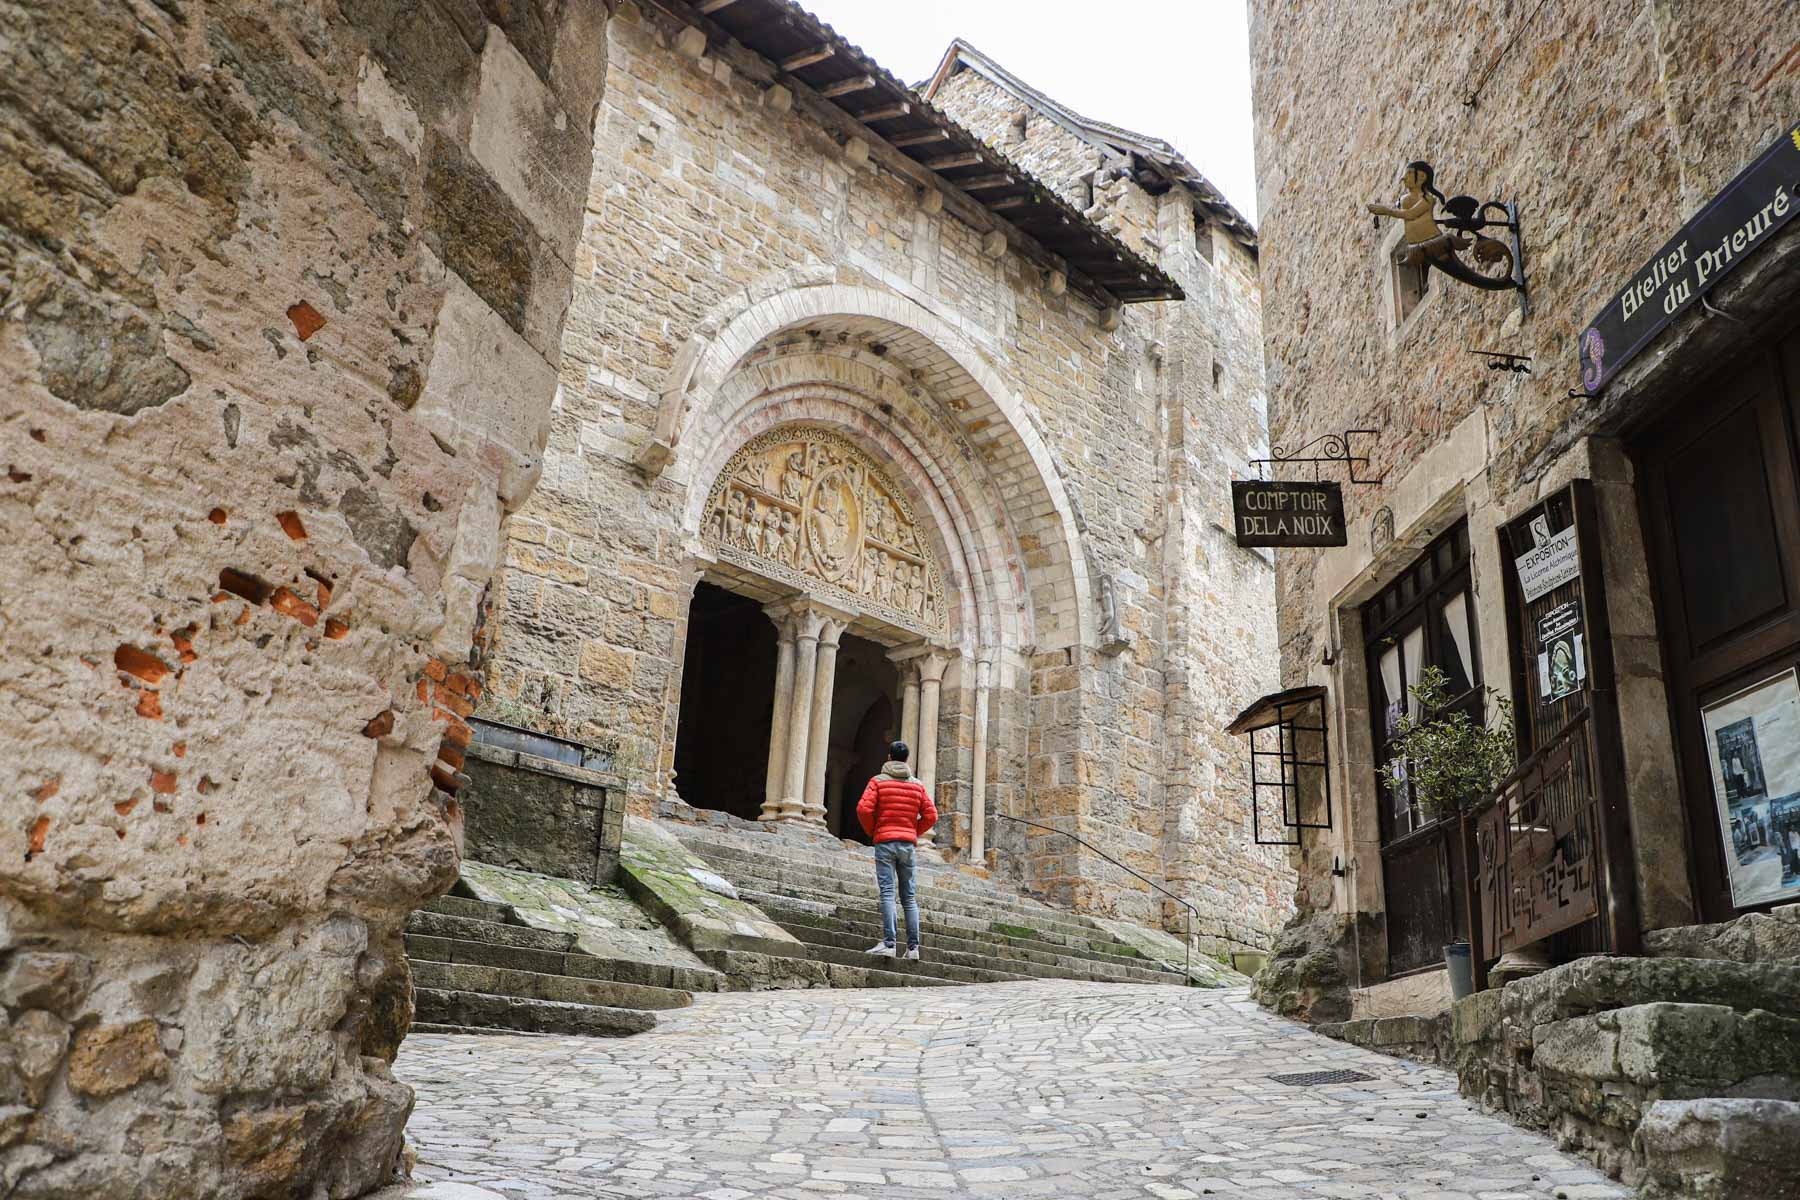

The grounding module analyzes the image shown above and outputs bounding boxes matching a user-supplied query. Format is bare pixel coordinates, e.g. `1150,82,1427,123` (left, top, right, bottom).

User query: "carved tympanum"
703,428,947,634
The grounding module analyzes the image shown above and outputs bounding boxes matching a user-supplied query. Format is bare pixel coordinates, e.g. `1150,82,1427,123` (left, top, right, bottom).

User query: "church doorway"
823,635,899,842
671,581,776,820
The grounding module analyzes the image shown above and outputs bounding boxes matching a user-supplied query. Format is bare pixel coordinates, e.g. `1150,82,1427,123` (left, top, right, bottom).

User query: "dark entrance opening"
824,634,899,843
1636,319,1800,920
672,581,776,820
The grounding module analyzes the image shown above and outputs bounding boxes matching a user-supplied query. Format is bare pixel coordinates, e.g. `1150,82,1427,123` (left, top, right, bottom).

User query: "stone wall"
1248,0,1800,988
478,5,1290,946
1,0,607,1194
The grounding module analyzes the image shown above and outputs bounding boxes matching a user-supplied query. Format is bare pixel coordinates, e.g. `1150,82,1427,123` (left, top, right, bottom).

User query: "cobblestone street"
396,981,1630,1200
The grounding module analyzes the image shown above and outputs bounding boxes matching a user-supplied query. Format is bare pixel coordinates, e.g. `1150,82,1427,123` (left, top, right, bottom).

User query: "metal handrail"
991,812,1230,982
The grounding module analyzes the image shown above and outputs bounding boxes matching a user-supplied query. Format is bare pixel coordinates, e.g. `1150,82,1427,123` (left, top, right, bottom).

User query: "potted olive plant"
1378,666,1515,996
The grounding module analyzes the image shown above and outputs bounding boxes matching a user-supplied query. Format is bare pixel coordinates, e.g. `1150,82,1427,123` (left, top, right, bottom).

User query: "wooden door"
1362,523,1481,977
1637,326,1800,919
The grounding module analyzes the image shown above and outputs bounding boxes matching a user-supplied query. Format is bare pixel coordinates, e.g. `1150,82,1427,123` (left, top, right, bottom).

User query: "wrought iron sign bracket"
1368,162,1529,319
1469,349,1531,374
1250,429,1384,486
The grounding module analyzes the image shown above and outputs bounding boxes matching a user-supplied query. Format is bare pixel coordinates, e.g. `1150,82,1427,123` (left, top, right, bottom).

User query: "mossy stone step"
414,988,656,1037
410,960,692,1011
405,934,724,993
406,910,578,953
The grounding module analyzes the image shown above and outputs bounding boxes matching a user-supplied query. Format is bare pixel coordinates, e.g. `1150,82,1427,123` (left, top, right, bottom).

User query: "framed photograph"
1702,668,1800,908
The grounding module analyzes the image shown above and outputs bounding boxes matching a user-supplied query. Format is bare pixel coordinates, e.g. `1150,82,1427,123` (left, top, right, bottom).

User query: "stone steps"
769,902,1182,985
694,948,959,990
1449,954,1800,1188
404,892,707,1037
410,959,694,1011
744,883,1178,982
666,824,1189,990
771,916,1174,985
675,836,1101,935
407,910,578,954
404,931,723,993
695,843,1141,942
771,923,1034,985
413,988,656,1037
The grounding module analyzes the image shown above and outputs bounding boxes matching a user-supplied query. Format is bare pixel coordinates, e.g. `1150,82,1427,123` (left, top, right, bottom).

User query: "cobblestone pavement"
395,981,1631,1200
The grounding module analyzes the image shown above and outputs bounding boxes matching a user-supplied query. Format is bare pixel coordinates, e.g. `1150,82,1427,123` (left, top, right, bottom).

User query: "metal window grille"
1228,687,1334,847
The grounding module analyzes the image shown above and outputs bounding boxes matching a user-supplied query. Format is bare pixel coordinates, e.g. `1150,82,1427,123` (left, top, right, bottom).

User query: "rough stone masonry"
0,1,609,1195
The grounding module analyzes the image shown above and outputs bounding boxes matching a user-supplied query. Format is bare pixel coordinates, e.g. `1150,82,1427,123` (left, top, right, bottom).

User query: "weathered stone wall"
1,0,607,1194
479,5,1289,945
1250,0,1800,974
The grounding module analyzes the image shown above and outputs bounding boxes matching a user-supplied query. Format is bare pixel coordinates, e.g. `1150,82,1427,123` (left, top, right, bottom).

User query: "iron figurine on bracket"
1368,161,1527,309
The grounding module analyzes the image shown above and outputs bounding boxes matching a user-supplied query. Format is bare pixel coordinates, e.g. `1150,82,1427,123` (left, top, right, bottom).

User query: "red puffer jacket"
857,762,937,844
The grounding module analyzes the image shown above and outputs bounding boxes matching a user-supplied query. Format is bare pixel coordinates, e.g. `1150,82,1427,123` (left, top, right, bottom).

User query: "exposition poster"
1702,669,1800,908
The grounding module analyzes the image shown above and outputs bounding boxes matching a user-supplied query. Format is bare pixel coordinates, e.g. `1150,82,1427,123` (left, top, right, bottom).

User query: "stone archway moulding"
642,278,1094,649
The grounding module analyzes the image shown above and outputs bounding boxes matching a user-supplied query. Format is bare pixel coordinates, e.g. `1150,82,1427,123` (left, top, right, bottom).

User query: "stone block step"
770,903,1181,983
774,927,1034,985
696,949,956,991
736,870,1100,939
424,894,514,923
666,834,1007,894
410,960,692,1011
409,1022,550,1038
404,934,724,994
1505,956,1800,1027
414,988,655,1037
773,918,1179,986
678,843,1096,933
1533,1002,1800,1100
406,910,577,953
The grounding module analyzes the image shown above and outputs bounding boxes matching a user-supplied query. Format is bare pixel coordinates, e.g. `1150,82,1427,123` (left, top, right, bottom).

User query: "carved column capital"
917,650,950,685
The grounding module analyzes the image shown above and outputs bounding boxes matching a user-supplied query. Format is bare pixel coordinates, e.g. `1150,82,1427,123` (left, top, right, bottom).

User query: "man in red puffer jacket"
856,740,937,961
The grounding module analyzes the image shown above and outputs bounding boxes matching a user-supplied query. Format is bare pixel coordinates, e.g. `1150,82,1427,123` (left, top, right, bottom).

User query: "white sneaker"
902,947,920,961
865,941,896,958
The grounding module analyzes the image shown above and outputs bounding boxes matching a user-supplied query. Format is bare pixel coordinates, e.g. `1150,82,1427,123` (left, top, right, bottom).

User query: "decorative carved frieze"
703,427,948,635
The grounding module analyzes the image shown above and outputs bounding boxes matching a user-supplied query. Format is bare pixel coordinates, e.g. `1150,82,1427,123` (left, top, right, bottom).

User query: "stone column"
915,652,948,844
897,659,921,751
802,616,848,824
970,656,993,860
761,609,799,821
779,608,827,819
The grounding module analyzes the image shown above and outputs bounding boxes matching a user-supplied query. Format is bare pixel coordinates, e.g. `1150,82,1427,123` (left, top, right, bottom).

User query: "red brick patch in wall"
276,511,308,540
208,508,228,525
26,815,49,859
269,587,319,627
286,301,327,341
114,645,170,684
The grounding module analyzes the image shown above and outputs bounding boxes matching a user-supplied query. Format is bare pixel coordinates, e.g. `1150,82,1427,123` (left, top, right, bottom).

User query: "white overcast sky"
797,0,1260,224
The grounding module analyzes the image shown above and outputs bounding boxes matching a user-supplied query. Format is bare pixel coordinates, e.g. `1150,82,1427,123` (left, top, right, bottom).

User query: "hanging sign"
1515,526,1579,602
1231,480,1347,548
1578,120,1800,394
1536,601,1587,702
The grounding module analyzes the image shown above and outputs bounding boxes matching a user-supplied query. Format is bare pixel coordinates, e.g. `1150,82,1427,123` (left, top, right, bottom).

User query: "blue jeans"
874,840,920,949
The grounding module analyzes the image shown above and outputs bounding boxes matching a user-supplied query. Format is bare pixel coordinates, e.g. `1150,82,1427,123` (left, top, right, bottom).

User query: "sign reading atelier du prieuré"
1579,120,1800,393
1231,480,1347,548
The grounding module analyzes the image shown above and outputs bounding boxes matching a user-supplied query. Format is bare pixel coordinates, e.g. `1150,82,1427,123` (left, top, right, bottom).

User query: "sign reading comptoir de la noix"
1578,121,1800,395
1231,480,1347,548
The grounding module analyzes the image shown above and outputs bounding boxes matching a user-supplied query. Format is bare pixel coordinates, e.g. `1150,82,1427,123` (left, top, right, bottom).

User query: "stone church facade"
477,6,1290,948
